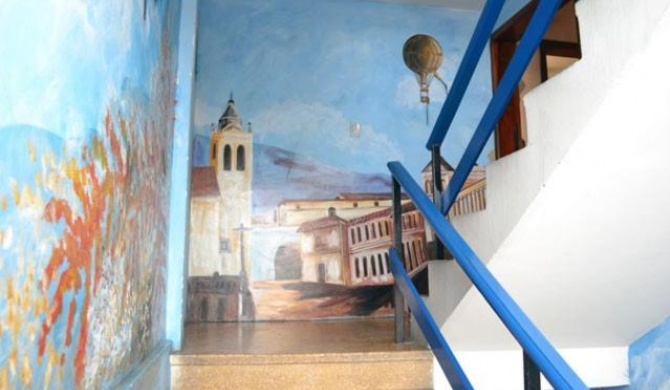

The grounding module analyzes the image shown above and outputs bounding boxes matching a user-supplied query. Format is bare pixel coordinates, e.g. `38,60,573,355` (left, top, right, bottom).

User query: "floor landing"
175,317,426,356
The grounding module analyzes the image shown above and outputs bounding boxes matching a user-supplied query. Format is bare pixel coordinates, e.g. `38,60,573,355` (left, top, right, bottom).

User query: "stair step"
171,350,432,389
170,319,433,389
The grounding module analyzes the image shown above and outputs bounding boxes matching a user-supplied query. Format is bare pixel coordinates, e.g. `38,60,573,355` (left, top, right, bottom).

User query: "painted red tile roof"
297,215,348,233
279,193,407,205
421,156,455,173
346,202,417,226
191,167,220,199
335,192,393,201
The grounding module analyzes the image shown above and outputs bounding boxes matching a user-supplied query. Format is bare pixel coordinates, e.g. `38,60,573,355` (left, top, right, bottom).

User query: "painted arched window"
223,145,232,171
236,145,245,171
363,257,368,277
200,298,209,321
211,143,217,160
378,254,385,274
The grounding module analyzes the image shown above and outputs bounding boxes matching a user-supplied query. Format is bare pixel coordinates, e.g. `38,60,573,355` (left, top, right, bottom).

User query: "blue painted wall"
629,316,670,388
0,0,181,387
195,0,494,177
167,0,199,350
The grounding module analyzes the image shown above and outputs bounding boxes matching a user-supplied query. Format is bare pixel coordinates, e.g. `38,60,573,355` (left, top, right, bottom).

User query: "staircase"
171,319,432,389
420,0,670,388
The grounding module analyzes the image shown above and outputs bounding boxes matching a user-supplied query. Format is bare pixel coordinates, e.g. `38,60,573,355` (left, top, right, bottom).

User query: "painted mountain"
192,135,393,214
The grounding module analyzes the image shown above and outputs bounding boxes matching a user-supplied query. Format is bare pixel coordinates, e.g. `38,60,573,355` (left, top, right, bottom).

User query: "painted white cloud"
394,71,448,110
0,0,153,139
251,101,402,172
194,98,223,132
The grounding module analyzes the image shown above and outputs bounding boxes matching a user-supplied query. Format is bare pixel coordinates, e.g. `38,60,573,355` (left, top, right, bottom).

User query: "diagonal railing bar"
425,0,505,150
388,161,587,390
388,247,473,390
441,0,563,215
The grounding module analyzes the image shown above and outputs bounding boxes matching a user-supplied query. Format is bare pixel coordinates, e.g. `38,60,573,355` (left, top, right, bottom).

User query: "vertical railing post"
430,144,446,260
523,351,541,390
392,178,408,342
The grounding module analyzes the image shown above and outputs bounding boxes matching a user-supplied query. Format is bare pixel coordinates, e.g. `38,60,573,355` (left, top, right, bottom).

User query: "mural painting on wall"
0,1,179,388
188,0,492,322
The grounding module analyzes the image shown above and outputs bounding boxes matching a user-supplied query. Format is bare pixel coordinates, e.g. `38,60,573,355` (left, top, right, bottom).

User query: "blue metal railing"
387,0,588,387
389,247,473,390
441,0,564,215
388,162,587,389
425,0,505,150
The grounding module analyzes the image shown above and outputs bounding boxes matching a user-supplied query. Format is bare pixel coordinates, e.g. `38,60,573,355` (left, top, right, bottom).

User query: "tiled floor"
175,317,426,355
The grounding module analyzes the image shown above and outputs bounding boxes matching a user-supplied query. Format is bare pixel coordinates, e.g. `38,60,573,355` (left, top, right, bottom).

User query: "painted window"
236,145,245,170
219,238,230,253
411,241,418,268
212,143,217,160
200,298,208,321
363,256,368,277
217,298,225,321
223,144,232,171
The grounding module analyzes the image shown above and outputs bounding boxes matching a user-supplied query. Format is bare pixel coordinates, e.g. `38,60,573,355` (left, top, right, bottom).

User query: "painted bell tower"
210,97,253,279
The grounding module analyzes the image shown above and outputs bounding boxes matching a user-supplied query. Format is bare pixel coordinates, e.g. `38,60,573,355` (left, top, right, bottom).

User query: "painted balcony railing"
449,179,486,218
387,0,588,388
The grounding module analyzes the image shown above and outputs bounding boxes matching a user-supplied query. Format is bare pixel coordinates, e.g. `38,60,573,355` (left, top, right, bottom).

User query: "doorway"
491,0,581,159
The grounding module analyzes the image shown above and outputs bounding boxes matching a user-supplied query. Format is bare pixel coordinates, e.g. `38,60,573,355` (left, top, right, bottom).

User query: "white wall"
436,0,670,318
427,0,670,387
433,347,628,390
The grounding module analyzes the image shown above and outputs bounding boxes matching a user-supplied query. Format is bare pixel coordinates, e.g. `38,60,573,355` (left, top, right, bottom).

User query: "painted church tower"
210,97,253,278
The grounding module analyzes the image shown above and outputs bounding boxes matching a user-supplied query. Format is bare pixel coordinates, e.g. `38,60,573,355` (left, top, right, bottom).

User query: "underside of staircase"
170,318,433,389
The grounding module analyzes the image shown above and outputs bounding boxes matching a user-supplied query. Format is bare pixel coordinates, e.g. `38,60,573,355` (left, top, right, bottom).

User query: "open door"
491,0,581,159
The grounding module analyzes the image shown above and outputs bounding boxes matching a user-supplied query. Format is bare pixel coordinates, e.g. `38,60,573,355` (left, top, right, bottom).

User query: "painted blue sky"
0,1,164,142
195,0,495,178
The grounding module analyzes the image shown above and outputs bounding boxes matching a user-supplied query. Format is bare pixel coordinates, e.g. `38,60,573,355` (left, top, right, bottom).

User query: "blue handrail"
425,0,505,150
442,0,563,215
388,161,587,390
388,248,473,390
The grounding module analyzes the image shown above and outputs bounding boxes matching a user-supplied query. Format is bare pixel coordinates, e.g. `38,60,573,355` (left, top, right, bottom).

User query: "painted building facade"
189,167,222,276
210,98,253,276
297,211,350,284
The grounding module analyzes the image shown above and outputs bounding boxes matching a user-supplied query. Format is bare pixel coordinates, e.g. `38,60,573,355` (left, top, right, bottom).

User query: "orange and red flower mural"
0,1,179,388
